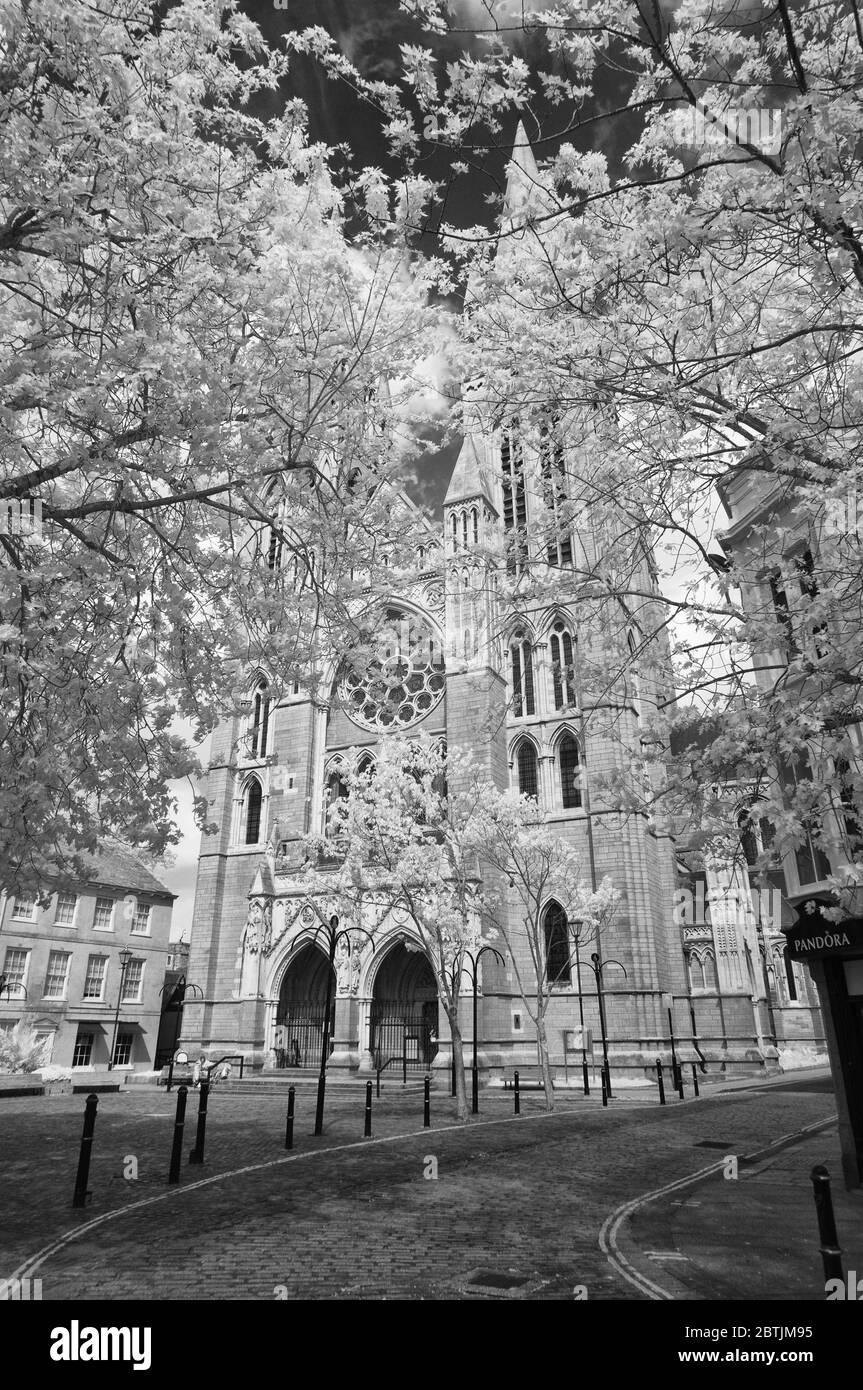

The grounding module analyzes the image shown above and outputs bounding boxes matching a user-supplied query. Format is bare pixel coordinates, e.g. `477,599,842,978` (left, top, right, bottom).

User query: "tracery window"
501,423,527,576
510,634,535,717
543,902,571,985
539,423,573,567
558,732,582,809
244,777,263,845
515,739,539,801
550,622,577,709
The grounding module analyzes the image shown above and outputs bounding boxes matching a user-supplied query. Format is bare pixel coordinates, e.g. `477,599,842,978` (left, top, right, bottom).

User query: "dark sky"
235,1,637,516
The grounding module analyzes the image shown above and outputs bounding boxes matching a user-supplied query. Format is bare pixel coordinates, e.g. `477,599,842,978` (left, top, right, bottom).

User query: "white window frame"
131,902,151,936
120,958,145,1004
93,896,115,932
54,891,78,927
10,893,37,922
43,951,72,1001
82,954,108,1002
2,946,30,994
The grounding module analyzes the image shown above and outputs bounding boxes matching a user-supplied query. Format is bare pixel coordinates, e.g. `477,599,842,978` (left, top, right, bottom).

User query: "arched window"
543,902,571,984
686,951,703,991
244,778,263,845
702,950,718,990
627,631,642,720
417,546,425,570
501,423,527,575
558,733,582,809
249,678,271,759
462,511,469,548
471,507,479,545
451,514,458,549
510,634,535,717
539,422,573,567
515,739,539,801
550,621,576,709
324,765,349,835
357,752,375,778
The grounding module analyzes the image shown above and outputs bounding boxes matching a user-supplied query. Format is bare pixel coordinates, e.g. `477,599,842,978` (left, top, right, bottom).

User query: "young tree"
302,734,487,1121
466,786,615,1111
0,0,444,890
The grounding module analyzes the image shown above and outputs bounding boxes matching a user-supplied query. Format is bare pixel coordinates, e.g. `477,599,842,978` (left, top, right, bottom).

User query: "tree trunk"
446,1006,470,1121
535,1010,555,1113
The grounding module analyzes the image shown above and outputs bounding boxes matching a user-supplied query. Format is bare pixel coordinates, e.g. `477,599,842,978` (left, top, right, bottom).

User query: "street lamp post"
574,934,589,1096
588,951,627,1101
108,949,133,1072
462,945,505,1115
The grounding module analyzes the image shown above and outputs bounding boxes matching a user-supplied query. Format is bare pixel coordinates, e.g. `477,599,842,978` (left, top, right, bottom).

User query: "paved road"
0,1071,851,1301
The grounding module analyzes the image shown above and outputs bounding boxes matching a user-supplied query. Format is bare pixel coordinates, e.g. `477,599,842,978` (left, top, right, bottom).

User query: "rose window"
341,608,445,732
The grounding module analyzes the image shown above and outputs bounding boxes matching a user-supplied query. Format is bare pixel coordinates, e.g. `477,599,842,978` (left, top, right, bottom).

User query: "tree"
292,0,863,894
0,0,444,890
302,734,487,1121
466,786,615,1111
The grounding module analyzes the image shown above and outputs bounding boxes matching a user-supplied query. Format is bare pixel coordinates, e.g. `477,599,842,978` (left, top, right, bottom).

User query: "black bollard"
656,1060,666,1105
72,1093,99,1208
514,1070,520,1116
601,1075,608,1107
451,1056,456,1097
582,1058,590,1097
364,1080,372,1138
424,1074,430,1128
188,1079,209,1165
811,1165,844,1282
471,1064,479,1115
285,1085,295,1150
167,1085,188,1185
691,1064,700,1099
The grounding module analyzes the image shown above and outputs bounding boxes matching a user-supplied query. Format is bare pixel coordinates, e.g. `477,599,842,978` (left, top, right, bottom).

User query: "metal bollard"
811,1165,844,1282
656,1060,666,1105
364,1080,372,1138
691,1064,700,1099
72,1093,99,1208
188,1079,209,1164
582,1058,590,1097
168,1085,188,1184
601,1076,608,1107
604,1063,613,1101
514,1070,520,1116
451,1056,456,1097
424,1074,430,1128
471,1064,479,1115
285,1085,295,1150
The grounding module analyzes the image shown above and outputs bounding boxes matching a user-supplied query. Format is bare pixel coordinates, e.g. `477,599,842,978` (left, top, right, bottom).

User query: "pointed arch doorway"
275,944,335,1069
370,941,439,1072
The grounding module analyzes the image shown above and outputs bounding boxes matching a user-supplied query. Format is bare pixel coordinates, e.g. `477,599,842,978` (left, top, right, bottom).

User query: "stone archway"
369,941,439,1071
275,944,335,1068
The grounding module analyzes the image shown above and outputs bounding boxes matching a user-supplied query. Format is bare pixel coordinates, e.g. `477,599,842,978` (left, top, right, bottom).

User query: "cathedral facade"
180,134,824,1085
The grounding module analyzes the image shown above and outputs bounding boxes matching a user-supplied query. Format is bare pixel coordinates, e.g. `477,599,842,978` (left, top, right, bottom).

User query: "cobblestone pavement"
0,1071,850,1301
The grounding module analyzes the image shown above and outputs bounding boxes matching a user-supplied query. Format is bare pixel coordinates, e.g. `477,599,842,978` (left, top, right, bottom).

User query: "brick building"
0,845,175,1072
182,128,824,1084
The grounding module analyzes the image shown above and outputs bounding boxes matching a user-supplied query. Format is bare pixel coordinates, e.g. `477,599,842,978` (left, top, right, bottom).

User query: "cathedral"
180,128,824,1085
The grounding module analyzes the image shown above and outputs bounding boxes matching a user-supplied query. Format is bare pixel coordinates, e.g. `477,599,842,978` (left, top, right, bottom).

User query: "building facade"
181,132,825,1086
715,460,863,1181
0,845,175,1072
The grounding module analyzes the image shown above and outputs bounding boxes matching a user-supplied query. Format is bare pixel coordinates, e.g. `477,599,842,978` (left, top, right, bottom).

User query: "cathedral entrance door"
276,944,336,1069
370,943,439,1072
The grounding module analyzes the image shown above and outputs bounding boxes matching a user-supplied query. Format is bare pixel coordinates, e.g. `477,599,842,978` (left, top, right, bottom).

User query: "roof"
444,432,496,509
76,844,175,899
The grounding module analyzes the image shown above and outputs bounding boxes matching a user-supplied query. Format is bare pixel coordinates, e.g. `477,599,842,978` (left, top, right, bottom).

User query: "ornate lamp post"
289,914,375,1136
587,951,627,1100
462,944,506,1114
108,948,133,1071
